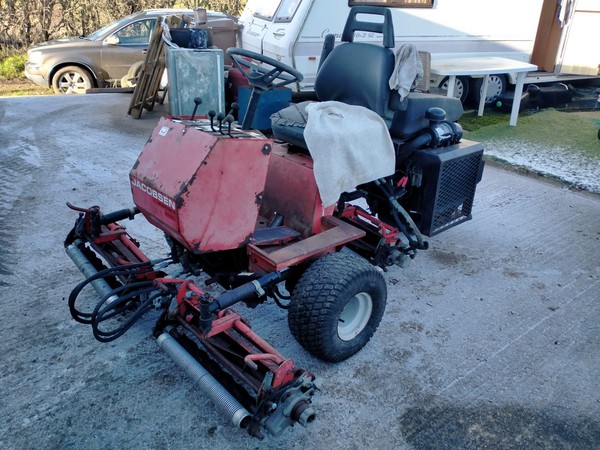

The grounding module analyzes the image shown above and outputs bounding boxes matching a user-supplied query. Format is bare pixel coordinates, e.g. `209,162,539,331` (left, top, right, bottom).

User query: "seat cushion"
270,101,312,149
390,92,463,139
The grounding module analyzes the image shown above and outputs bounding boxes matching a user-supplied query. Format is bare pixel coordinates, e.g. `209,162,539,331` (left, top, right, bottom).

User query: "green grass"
464,108,600,158
460,109,512,132
0,52,52,96
0,53,26,78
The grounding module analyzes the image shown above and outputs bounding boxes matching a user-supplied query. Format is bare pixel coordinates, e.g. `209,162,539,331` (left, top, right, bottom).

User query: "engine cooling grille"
432,152,482,232
409,140,484,237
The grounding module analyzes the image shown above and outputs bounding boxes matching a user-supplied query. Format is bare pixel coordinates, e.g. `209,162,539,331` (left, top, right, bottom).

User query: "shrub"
0,54,27,79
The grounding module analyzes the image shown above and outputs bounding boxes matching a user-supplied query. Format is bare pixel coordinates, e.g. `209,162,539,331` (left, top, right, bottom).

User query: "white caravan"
238,0,600,103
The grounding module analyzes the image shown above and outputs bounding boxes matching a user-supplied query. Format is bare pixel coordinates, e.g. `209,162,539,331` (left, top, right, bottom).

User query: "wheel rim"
338,292,373,341
481,75,505,103
58,72,88,94
440,78,464,100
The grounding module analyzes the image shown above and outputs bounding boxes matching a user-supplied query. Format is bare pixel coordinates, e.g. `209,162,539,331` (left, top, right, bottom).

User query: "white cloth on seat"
303,101,395,206
388,43,423,100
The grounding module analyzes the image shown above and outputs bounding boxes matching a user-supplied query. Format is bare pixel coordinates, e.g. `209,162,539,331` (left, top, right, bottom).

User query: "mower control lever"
216,112,226,134
225,115,235,137
227,102,239,118
190,97,202,121
208,110,217,132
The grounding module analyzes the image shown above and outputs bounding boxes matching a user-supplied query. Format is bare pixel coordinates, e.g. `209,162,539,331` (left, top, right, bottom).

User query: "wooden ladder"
127,14,189,119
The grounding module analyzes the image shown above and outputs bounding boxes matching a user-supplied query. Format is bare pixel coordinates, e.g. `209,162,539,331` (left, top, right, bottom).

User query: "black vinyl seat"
271,6,396,149
271,5,464,148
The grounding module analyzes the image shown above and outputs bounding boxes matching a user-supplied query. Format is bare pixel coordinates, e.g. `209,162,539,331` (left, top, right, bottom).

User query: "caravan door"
556,0,600,75
532,0,600,76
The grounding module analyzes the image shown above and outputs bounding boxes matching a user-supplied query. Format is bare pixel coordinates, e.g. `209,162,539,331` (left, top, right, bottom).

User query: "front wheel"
52,66,93,94
288,251,387,362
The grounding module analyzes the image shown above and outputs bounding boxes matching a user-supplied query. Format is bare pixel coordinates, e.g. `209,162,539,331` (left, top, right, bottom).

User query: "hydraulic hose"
209,269,288,313
395,131,432,164
66,239,119,306
374,179,427,250
91,281,158,343
67,255,165,324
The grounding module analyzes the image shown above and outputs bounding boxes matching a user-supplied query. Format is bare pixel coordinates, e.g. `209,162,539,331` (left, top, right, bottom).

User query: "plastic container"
166,48,225,117
207,18,239,65
238,86,292,130
527,83,573,108
169,28,191,48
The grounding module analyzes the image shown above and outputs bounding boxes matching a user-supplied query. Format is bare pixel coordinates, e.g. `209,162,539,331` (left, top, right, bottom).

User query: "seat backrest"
314,6,396,120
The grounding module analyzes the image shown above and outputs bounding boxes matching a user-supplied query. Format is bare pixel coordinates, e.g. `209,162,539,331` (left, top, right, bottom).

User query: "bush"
0,54,27,79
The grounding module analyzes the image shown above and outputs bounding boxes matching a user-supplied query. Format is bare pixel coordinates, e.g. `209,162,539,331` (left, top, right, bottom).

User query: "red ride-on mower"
64,6,484,439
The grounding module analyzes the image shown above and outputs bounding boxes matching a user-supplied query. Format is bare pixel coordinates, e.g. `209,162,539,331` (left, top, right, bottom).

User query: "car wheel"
121,61,145,88
52,66,93,94
288,251,387,362
439,76,469,104
471,74,507,104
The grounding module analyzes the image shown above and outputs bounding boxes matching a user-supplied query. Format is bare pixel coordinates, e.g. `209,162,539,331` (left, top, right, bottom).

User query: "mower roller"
64,6,484,439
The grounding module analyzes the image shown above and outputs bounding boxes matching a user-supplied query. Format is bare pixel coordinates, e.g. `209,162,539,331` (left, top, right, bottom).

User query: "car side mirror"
104,35,120,46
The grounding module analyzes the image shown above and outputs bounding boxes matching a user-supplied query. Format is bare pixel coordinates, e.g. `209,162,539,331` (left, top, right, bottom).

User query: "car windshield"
86,14,138,40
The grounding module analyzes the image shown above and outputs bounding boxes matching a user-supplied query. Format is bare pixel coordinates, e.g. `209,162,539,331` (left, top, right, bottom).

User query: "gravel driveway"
1,94,599,449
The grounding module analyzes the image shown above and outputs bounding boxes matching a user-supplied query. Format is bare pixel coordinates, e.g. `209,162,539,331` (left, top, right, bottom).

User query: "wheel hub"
337,292,373,341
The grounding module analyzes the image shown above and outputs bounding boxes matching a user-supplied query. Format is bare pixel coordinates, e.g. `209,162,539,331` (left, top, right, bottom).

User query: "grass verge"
0,77,53,96
463,107,600,193
465,108,600,158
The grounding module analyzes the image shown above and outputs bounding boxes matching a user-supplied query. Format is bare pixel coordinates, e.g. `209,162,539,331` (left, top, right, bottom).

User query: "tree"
178,0,246,16
0,0,247,57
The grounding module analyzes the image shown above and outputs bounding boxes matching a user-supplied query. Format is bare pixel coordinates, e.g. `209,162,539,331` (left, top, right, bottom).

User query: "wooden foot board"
247,216,365,272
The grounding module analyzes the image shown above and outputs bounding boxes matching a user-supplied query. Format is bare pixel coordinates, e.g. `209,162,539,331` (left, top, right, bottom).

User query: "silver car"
25,9,234,94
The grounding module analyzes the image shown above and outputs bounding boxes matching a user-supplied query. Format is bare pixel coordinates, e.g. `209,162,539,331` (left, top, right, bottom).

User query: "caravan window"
348,0,433,7
275,0,302,22
254,0,281,20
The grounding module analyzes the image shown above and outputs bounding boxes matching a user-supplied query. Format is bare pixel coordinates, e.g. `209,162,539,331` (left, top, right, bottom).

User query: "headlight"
27,50,43,63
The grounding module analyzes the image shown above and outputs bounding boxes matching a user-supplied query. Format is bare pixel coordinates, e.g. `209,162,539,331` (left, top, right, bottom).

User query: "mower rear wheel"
288,251,387,362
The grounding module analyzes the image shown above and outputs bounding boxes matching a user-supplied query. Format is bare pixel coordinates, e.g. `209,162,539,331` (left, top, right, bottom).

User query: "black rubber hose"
210,270,287,313
375,179,426,249
99,206,140,225
68,266,155,324
92,289,162,342
92,280,155,321
395,131,432,165
68,261,159,324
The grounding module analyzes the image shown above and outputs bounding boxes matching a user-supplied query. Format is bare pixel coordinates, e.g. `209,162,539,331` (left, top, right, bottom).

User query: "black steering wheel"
226,47,303,91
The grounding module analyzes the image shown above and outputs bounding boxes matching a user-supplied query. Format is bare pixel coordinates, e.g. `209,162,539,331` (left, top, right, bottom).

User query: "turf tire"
288,251,387,362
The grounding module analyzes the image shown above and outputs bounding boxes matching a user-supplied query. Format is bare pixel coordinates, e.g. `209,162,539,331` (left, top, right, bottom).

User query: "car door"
100,18,156,84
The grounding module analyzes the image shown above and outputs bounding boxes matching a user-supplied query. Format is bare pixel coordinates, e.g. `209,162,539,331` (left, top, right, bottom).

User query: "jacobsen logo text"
130,177,176,210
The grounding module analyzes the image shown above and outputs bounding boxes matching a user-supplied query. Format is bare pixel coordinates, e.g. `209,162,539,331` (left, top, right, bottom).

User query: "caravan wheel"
439,76,469,104
471,74,507,104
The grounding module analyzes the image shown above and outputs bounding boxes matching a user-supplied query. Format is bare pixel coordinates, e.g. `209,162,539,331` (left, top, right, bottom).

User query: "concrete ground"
1,94,599,449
